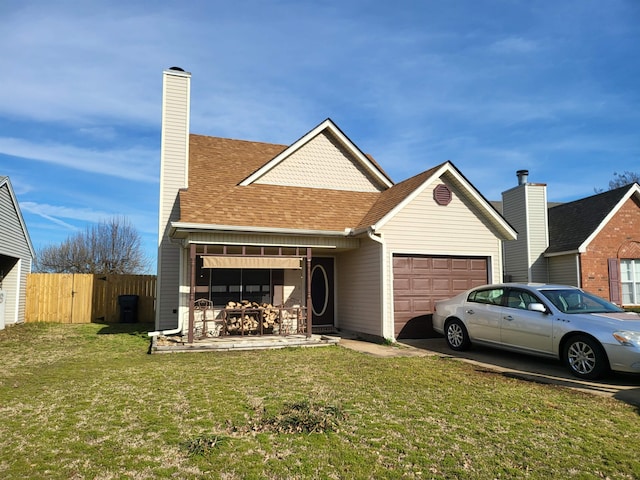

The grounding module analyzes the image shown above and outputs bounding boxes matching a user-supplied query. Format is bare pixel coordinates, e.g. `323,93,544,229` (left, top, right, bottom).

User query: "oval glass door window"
311,265,329,317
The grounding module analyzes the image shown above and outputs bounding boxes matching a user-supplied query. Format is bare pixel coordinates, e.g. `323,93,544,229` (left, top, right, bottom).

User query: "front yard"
1,322,639,479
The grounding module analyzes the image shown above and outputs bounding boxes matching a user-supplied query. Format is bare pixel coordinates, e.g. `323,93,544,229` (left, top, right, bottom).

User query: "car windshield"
540,289,624,314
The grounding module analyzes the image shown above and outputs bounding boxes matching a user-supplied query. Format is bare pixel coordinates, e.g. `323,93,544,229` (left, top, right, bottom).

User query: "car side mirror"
528,303,547,313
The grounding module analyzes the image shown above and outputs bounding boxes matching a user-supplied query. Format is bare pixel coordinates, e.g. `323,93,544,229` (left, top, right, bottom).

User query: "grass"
0,323,639,479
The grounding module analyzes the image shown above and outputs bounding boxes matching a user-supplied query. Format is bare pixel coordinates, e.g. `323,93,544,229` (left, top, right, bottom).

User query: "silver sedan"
433,283,640,379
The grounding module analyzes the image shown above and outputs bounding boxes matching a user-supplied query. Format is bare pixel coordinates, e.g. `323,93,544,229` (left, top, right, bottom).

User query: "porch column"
306,247,312,337
188,243,196,343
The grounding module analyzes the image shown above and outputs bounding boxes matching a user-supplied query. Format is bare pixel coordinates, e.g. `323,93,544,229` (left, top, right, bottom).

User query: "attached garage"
393,254,488,338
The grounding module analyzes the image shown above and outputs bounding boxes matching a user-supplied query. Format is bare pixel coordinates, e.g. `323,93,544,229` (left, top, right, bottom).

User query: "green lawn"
1,322,639,479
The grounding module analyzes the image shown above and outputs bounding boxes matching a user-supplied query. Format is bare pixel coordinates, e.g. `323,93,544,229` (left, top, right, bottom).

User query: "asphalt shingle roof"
356,165,443,229
180,134,387,232
547,184,635,254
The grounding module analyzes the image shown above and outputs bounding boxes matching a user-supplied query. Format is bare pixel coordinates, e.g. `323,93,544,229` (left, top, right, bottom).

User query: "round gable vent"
434,184,452,206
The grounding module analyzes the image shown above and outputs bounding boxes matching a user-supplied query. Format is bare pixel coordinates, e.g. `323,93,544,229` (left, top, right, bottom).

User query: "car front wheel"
563,335,608,380
444,319,471,351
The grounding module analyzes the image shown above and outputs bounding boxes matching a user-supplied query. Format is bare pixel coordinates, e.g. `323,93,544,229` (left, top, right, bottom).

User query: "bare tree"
607,171,640,190
595,171,640,193
35,217,150,274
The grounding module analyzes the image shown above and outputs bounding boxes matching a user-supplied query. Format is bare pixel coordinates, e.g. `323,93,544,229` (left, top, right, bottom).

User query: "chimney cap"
516,169,529,186
169,66,185,71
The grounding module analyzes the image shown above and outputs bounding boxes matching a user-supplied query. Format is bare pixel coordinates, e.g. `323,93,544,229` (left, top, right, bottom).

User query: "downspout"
366,227,388,339
148,318,183,337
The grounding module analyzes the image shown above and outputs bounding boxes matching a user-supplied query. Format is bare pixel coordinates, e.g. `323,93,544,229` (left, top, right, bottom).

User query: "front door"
311,257,334,332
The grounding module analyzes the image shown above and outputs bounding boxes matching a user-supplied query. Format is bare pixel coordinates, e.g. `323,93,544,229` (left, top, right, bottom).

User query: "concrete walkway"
338,336,640,409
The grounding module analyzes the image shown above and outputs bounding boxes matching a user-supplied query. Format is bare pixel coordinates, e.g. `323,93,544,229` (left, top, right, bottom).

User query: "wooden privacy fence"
26,274,156,324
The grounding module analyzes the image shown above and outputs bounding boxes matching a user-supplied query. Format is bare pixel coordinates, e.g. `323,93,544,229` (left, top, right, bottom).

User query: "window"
540,288,623,313
468,288,505,305
621,259,640,305
210,269,271,306
194,258,286,306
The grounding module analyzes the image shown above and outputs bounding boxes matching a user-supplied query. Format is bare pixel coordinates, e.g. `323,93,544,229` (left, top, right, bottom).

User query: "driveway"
339,336,640,409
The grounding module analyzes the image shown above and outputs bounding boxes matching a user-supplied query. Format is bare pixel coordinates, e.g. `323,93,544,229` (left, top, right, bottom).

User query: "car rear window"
468,288,505,305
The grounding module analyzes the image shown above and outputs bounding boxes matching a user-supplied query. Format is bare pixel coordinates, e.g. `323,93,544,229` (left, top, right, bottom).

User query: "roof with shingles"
179,133,510,236
355,164,444,229
179,134,382,232
547,184,637,254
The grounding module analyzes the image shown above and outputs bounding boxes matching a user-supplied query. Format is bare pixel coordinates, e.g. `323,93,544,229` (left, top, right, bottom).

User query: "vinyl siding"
0,181,32,325
502,183,548,282
336,237,383,337
527,186,549,282
157,70,190,330
380,181,502,276
502,186,529,282
0,183,32,259
255,131,384,192
548,254,580,286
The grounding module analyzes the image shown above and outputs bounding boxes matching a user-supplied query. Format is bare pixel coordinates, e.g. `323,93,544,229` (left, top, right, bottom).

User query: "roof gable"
357,161,516,240
180,132,380,232
0,176,35,258
240,119,393,192
547,183,640,254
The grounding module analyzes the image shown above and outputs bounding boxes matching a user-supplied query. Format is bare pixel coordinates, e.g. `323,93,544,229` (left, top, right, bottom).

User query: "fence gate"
26,274,156,324
26,273,93,324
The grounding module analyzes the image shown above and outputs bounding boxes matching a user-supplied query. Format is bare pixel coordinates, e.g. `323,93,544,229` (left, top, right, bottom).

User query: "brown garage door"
393,255,488,339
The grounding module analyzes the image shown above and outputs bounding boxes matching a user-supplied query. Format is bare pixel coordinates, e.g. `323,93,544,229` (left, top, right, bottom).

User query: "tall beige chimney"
501,170,549,283
156,67,191,331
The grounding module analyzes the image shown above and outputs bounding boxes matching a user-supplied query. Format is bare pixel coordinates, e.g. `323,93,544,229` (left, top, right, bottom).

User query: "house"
500,169,640,306
154,67,517,342
0,176,35,330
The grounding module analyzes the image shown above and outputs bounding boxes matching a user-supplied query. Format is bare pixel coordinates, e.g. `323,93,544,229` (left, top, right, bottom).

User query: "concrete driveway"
339,335,640,409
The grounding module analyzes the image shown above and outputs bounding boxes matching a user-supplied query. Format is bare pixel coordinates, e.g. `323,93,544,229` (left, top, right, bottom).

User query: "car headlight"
612,331,640,347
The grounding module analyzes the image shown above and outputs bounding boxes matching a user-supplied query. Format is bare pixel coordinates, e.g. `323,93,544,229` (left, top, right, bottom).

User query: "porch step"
150,334,340,354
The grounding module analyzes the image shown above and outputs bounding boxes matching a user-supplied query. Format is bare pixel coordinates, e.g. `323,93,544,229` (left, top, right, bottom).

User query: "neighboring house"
155,67,516,341
0,176,35,329
500,170,640,306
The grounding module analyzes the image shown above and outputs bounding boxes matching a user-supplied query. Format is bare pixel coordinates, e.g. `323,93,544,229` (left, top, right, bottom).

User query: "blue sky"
2,0,639,273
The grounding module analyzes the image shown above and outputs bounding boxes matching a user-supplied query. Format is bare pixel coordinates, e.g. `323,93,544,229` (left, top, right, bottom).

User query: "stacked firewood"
225,300,282,334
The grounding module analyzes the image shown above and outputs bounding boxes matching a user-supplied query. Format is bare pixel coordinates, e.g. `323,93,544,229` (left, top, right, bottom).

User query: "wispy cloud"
0,137,158,182
20,202,109,229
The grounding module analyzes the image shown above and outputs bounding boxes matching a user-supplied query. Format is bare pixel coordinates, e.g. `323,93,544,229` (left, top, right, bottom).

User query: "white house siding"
548,254,580,286
157,69,191,330
502,186,529,282
255,131,384,193
336,236,383,337
0,180,32,326
525,186,549,282
502,183,548,283
380,181,503,338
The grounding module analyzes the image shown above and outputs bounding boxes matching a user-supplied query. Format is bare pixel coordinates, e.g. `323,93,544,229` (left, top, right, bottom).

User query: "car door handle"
504,315,514,321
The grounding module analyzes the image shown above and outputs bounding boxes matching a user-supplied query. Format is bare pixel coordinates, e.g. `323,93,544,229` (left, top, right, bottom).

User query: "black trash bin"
118,295,139,323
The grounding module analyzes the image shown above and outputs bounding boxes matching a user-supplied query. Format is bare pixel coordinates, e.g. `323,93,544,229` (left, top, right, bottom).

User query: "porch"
184,244,337,343
150,331,340,353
